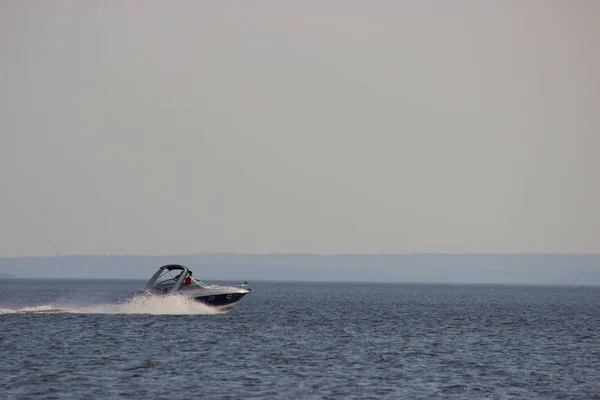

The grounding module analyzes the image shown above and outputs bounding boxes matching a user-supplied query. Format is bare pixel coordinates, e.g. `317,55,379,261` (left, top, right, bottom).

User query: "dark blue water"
1,280,599,399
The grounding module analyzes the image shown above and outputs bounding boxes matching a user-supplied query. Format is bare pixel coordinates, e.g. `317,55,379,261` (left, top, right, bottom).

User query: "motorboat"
130,264,251,309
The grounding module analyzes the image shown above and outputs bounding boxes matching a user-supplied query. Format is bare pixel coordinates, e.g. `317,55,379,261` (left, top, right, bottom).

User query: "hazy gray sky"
1,1,599,257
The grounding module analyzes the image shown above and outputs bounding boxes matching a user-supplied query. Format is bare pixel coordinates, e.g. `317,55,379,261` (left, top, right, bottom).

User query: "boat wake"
0,305,70,314
0,295,224,315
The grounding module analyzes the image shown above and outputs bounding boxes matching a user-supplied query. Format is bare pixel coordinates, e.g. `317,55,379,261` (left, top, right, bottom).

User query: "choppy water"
1,279,599,399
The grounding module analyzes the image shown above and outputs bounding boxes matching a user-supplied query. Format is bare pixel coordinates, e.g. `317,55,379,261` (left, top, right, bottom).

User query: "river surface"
1,280,599,399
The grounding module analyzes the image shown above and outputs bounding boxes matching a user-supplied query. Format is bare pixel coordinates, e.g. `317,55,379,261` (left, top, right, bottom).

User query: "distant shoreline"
1,253,599,285
0,277,597,289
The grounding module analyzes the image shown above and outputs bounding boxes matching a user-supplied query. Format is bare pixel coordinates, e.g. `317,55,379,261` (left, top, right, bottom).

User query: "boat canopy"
161,264,190,273
143,264,194,293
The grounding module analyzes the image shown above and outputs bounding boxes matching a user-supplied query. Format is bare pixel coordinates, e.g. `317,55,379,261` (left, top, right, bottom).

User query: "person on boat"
174,271,194,286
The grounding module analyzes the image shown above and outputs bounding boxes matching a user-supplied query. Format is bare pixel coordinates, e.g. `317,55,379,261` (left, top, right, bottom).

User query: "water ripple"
1,281,600,399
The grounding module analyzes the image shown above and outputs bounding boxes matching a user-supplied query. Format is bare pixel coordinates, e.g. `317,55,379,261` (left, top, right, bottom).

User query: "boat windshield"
181,278,209,290
152,268,183,291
